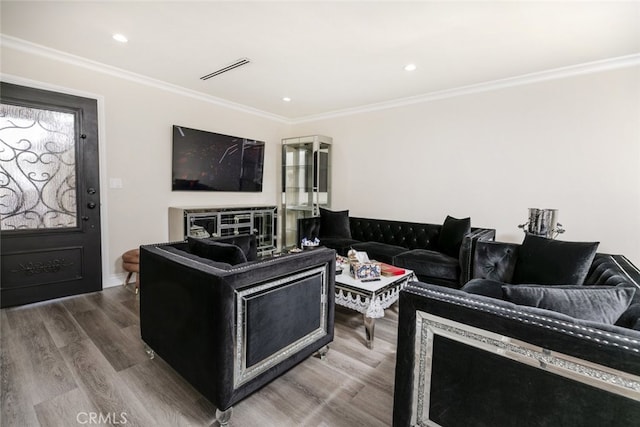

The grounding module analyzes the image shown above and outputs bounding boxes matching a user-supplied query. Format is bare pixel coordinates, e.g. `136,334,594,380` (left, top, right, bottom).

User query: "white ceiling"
2,1,639,121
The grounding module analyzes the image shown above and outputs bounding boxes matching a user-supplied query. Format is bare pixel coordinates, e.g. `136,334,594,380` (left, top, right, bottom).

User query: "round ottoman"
122,248,140,294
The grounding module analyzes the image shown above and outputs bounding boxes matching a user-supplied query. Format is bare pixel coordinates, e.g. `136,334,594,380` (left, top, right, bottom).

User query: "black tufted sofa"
298,216,495,287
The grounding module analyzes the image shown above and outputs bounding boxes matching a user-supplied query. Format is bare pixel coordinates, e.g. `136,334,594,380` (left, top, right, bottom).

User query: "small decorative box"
349,261,381,280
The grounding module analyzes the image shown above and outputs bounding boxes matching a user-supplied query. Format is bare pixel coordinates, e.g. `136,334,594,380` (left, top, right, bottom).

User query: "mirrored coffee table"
334,269,416,349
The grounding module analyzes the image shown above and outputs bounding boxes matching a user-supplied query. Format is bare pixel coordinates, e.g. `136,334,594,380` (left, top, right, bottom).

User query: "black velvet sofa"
393,239,640,426
298,211,495,287
393,282,640,426
139,236,335,426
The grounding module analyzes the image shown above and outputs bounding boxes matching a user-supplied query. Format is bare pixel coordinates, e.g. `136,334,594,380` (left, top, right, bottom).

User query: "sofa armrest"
614,254,640,285
459,228,496,286
587,254,640,303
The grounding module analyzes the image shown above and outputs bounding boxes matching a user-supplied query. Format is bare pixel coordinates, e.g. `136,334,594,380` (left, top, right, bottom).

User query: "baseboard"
103,273,127,288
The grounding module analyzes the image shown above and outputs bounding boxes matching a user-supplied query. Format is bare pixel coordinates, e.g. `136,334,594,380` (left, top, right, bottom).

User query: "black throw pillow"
212,235,257,261
437,216,471,258
319,208,351,239
187,237,247,265
512,234,599,285
502,284,636,324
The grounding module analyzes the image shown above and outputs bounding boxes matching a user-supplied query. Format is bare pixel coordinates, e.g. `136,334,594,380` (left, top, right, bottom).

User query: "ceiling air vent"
200,58,251,80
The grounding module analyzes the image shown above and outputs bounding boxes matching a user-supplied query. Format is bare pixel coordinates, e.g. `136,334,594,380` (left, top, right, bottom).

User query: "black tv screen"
172,125,265,192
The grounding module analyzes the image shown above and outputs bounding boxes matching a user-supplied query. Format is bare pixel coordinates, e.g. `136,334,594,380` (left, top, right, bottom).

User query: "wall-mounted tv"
172,125,265,192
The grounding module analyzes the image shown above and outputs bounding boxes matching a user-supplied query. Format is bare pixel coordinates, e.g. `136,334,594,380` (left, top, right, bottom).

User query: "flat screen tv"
172,125,265,192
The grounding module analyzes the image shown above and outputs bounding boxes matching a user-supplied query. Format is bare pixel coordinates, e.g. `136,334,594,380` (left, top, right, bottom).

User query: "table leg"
363,314,376,349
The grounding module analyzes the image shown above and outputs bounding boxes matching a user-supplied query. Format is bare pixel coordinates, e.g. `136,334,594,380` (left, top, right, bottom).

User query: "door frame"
1,74,112,287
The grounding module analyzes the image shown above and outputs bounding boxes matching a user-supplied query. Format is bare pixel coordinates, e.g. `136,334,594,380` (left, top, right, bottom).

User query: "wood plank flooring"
1,285,399,426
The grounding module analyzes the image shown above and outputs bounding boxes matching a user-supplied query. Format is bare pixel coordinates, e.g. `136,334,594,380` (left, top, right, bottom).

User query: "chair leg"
135,273,139,294
316,345,329,360
215,407,233,427
124,271,133,286
144,346,155,360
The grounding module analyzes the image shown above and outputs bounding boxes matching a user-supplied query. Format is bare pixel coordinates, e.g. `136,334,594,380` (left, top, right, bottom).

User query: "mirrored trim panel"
412,311,640,426
234,265,328,388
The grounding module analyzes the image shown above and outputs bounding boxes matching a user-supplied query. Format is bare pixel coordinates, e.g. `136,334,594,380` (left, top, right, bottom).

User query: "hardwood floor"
1,285,399,426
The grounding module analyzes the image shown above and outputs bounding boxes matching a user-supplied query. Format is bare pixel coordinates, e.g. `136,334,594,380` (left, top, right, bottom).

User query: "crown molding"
3,34,638,125
0,34,291,124
293,53,640,124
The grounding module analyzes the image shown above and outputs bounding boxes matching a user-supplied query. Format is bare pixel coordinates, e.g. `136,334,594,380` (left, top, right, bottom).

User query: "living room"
2,1,639,286
1,1,639,426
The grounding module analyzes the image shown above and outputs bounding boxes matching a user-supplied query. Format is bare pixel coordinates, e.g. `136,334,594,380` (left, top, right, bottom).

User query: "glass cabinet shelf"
281,135,332,249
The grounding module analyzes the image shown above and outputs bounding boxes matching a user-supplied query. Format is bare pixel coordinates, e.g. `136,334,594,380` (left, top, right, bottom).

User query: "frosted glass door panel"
0,104,78,230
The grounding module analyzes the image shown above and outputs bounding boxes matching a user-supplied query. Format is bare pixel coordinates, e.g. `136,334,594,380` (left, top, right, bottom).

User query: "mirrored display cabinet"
281,135,332,249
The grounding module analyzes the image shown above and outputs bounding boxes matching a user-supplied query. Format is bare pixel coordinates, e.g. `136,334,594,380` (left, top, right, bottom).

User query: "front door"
0,82,102,308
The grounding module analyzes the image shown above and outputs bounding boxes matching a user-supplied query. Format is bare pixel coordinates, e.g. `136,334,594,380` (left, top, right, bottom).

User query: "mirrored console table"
169,205,277,256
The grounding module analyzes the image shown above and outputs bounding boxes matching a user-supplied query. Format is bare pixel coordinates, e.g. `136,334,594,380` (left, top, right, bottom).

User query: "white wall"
291,66,640,265
3,43,639,280
1,46,291,286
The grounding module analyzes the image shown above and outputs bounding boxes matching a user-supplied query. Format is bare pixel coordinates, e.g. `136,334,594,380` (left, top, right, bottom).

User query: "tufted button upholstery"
349,217,439,250
472,241,519,283
299,216,441,253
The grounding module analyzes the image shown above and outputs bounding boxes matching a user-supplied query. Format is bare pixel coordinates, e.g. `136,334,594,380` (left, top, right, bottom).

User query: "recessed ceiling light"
404,63,417,72
282,97,292,102
112,34,128,43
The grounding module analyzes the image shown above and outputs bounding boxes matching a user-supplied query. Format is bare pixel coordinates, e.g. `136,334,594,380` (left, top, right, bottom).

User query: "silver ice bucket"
518,208,565,239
